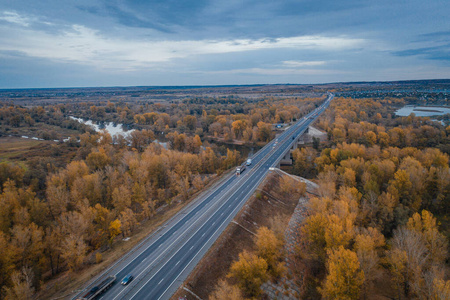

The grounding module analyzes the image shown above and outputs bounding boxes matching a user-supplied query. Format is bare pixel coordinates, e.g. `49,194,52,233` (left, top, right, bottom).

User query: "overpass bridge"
278,125,327,166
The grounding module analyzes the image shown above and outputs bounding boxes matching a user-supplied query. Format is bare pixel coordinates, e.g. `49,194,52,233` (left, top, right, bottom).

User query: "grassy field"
1,121,85,143
0,136,52,163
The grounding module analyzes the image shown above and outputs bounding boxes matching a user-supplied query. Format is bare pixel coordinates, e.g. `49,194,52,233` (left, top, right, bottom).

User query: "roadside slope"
172,171,310,299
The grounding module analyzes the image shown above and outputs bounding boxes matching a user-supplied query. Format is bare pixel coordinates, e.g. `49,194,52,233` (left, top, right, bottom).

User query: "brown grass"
1,122,83,141
0,136,50,162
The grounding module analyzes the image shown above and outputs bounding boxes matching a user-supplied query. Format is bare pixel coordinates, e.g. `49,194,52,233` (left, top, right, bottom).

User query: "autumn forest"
0,83,449,299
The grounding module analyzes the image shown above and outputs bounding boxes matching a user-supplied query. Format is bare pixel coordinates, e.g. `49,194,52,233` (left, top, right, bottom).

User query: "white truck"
236,164,246,175
246,158,252,166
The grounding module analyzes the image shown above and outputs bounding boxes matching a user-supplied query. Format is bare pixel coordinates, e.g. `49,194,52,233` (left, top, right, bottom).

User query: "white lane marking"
156,169,270,300
113,163,258,299
108,169,238,296
158,278,164,285
175,260,180,266
130,96,334,300
128,161,263,300
113,181,242,300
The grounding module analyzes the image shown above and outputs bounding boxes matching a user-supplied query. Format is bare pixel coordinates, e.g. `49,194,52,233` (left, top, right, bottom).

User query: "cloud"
0,11,31,27
0,1,449,87
204,67,348,76
77,3,174,33
282,60,326,68
416,31,450,43
0,15,365,70
393,43,450,61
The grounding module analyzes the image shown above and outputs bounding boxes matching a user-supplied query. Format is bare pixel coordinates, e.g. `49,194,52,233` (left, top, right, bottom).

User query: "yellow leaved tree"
228,250,269,298
320,246,365,300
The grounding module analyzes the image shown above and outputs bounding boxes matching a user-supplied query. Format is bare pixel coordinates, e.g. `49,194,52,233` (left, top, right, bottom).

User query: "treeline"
2,95,326,145
133,97,325,143
318,97,450,152
0,104,93,140
301,205,448,299
63,96,325,142
290,96,450,299
0,130,242,298
312,96,450,216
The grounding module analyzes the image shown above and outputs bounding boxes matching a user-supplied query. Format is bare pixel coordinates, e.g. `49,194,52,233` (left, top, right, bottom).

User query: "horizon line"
1,78,450,91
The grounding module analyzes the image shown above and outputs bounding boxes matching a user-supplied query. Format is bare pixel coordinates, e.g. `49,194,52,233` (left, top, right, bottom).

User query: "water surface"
70,117,135,137
395,105,450,117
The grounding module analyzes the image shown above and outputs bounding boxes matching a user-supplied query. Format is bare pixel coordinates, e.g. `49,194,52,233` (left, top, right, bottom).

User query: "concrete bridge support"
276,125,326,168
279,150,293,165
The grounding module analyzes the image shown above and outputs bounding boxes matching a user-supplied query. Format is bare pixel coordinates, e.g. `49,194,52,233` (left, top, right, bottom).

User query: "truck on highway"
236,164,246,175
77,276,116,300
246,158,252,166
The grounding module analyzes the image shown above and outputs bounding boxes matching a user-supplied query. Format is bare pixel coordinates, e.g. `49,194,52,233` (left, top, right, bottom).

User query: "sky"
0,0,449,88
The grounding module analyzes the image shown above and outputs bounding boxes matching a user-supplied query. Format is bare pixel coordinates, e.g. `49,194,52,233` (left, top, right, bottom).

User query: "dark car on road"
121,275,133,285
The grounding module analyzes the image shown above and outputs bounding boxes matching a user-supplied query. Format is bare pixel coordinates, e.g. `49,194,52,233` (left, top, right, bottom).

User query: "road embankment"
172,171,312,300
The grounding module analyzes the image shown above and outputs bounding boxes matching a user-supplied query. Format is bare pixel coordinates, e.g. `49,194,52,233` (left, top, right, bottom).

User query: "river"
70,117,260,157
395,105,450,117
69,117,135,137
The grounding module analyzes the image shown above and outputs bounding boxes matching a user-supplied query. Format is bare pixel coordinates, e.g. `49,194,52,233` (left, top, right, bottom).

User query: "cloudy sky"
0,0,449,88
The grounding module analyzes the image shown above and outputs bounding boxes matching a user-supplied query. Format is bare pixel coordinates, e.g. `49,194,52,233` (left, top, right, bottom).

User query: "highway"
74,93,333,300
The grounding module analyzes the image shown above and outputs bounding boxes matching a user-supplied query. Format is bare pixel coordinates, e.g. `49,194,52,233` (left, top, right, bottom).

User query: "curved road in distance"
74,93,333,300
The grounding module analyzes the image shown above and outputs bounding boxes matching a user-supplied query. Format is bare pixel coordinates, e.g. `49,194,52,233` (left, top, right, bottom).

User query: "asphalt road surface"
74,93,333,300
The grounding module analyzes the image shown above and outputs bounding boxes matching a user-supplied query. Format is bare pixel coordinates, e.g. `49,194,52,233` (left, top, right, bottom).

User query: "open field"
1,122,84,141
0,136,52,162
